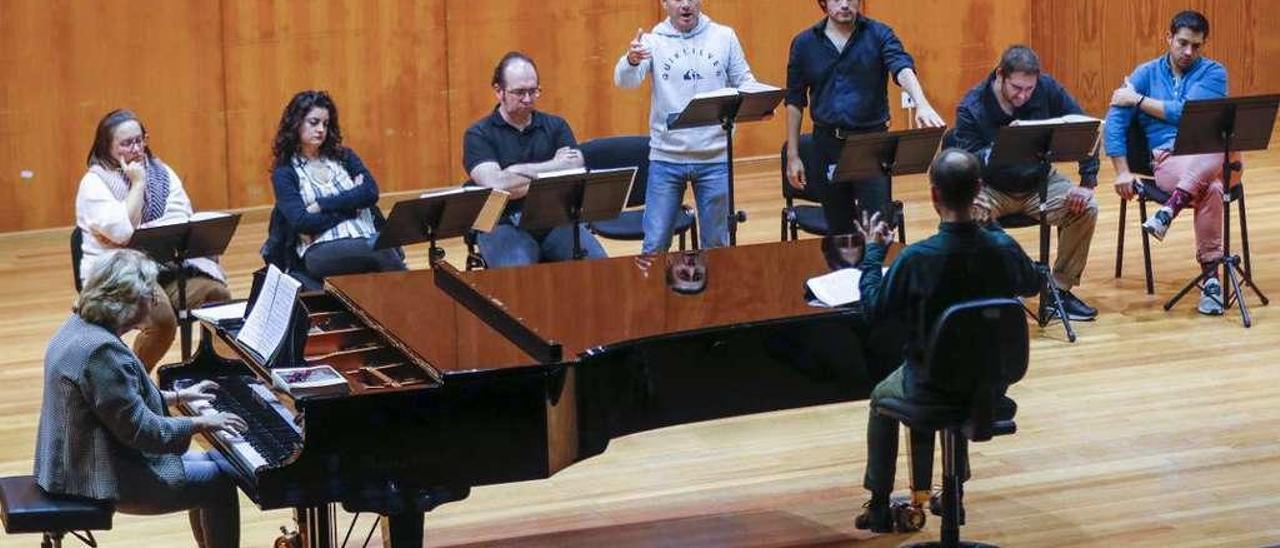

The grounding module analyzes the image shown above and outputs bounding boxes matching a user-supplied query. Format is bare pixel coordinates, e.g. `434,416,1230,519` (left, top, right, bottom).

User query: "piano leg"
380,512,425,548
296,505,335,548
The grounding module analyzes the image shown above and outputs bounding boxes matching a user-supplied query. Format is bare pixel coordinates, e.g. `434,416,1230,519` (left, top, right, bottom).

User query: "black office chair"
581,135,698,251
873,298,1027,548
1113,116,1258,297
261,206,325,290
0,475,114,548
70,228,84,293
779,134,830,240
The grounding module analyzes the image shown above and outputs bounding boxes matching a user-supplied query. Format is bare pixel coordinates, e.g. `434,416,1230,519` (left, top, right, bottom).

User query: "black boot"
854,497,893,533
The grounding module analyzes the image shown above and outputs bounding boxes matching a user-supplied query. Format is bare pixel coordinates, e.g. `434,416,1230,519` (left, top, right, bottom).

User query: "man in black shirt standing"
855,148,1040,532
463,51,607,268
953,45,1099,320
785,0,945,234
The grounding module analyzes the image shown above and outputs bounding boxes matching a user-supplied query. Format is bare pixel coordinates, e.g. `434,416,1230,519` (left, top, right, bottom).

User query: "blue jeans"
643,160,729,254
115,450,239,548
477,215,607,268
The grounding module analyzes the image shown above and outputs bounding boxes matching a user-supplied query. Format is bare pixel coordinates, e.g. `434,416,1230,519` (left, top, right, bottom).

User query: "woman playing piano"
263,90,406,283
75,109,232,371
34,249,247,548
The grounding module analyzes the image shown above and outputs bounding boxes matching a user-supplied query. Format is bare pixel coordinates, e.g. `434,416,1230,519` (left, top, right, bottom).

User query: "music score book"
236,264,301,365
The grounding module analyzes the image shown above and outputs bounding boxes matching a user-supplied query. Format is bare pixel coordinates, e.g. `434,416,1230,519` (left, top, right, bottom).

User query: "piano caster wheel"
890,500,926,532
274,526,302,548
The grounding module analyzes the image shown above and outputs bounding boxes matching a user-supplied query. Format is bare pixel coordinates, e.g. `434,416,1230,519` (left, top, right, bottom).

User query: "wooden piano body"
159,239,891,547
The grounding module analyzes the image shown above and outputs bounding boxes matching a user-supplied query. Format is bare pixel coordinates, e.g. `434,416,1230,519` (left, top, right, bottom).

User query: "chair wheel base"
890,498,927,532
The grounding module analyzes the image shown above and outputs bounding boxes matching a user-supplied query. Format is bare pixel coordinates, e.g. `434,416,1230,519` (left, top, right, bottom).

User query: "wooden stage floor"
1,149,1279,547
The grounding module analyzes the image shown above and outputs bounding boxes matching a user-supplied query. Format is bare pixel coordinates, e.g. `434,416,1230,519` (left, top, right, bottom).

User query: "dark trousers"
864,366,971,497
304,236,407,279
814,128,891,235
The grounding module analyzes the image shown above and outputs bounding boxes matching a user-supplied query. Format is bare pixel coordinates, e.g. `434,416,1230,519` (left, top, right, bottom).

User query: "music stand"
374,186,501,265
1160,95,1279,327
832,126,945,242
129,213,241,360
517,167,636,259
670,85,785,245
989,119,1101,343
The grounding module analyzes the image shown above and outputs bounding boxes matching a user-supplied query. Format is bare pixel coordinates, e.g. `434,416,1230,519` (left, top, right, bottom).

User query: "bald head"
929,148,982,213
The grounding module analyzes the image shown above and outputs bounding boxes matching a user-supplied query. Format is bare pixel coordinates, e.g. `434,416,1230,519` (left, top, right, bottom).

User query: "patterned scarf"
89,157,171,224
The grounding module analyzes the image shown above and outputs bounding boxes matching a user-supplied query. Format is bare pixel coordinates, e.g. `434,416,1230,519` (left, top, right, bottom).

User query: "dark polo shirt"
463,107,577,216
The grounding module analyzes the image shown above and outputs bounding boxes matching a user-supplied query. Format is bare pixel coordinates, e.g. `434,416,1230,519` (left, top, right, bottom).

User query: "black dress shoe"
854,499,893,533
1054,290,1097,321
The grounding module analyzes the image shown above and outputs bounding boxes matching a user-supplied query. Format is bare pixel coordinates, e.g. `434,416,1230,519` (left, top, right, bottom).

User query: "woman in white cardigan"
75,109,231,370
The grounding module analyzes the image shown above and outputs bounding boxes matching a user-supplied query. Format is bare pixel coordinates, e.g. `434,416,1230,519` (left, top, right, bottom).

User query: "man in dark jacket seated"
854,148,1041,532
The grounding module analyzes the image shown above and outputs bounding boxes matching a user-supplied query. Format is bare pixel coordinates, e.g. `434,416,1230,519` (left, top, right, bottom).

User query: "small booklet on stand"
270,364,350,398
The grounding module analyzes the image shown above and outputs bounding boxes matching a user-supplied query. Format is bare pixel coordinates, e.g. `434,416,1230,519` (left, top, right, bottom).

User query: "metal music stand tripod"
989,119,1101,343
670,85,785,245
518,168,637,259
1161,95,1279,327
129,213,241,360
375,186,503,266
832,126,946,242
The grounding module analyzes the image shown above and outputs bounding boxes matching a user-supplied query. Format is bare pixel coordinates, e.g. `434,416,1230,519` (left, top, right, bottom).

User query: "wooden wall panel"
697,2,831,159
1030,0,1106,113
221,0,450,207
1,0,1276,233
869,0,1031,131
1033,0,1275,118
0,0,228,232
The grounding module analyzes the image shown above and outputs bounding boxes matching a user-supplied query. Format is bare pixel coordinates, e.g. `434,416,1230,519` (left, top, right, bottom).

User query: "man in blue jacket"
1105,10,1238,315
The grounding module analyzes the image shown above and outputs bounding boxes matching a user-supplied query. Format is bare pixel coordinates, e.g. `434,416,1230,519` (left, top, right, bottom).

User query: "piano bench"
0,476,113,547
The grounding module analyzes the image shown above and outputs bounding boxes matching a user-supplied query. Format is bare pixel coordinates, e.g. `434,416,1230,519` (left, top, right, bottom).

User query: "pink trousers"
1151,150,1243,264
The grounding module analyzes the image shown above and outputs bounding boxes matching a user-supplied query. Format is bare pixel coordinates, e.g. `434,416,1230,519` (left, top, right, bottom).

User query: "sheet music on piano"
236,264,301,364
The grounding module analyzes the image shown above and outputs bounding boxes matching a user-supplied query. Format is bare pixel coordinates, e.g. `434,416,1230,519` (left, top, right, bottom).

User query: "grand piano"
158,239,894,547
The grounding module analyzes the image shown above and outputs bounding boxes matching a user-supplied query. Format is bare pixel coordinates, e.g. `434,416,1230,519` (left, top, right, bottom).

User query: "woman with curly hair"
262,90,405,281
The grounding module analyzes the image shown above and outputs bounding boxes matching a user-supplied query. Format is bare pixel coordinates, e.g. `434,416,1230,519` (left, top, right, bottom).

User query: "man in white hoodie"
615,0,755,254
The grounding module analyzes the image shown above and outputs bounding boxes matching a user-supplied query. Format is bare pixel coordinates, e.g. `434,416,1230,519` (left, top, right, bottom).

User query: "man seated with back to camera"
953,44,1099,321
853,148,1041,532
463,51,607,268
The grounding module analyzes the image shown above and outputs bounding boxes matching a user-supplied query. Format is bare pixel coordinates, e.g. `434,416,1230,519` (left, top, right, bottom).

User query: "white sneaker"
1143,208,1173,241
1199,278,1224,316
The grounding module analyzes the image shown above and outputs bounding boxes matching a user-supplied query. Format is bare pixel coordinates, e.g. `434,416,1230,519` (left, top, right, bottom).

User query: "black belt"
814,124,887,140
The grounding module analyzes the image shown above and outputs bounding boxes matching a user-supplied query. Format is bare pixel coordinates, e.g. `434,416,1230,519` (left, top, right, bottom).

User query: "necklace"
298,156,337,188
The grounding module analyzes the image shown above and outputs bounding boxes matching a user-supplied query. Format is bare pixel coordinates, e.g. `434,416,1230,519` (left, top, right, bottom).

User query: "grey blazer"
34,314,195,501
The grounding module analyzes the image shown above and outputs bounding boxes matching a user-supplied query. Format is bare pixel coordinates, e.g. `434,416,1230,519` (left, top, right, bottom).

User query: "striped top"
292,154,377,256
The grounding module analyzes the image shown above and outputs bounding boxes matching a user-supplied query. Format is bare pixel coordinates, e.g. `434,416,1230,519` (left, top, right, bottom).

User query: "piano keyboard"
182,376,303,472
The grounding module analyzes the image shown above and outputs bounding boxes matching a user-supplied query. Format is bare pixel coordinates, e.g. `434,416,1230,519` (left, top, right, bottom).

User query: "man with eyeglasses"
614,0,756,254
951,45,1100,321
463,51,607,268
